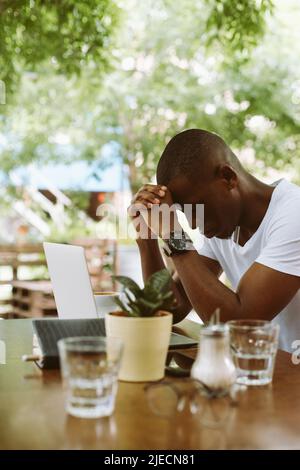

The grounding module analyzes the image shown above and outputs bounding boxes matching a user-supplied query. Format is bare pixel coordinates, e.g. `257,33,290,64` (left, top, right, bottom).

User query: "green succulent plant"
112,269,176,317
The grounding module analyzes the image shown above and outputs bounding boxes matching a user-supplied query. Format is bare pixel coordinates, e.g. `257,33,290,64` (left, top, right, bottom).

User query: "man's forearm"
136,239,165,282
136,239,191,322
171,250,242,322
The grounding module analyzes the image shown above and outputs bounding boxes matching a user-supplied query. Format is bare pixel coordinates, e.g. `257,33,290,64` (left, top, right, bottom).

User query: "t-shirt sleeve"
255,198,300,277
194,233,218,261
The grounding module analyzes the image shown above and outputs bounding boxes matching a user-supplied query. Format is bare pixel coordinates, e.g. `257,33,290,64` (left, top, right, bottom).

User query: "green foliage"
1,0,300,198
0,0,120,93
205,0,274,57
45,215,98,244
112,269,176,317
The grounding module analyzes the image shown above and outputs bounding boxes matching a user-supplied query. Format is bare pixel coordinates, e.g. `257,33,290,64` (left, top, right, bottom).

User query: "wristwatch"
163,231,194,257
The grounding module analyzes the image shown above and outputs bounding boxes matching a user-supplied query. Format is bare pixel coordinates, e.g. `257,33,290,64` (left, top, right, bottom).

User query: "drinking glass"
228,320,279,386
58,337,123,418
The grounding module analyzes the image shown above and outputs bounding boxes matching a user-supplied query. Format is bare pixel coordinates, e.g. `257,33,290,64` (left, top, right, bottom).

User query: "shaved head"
156,129,243,186
155,129,249,239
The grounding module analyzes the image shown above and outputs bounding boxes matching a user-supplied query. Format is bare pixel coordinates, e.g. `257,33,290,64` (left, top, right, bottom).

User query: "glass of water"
58,337,123,419
228,320,279,386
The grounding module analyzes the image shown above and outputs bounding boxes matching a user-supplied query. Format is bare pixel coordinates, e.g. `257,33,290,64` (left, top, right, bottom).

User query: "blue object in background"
0,142,130,192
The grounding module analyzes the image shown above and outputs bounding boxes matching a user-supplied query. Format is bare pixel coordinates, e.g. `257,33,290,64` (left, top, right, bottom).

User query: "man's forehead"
167,175,207,204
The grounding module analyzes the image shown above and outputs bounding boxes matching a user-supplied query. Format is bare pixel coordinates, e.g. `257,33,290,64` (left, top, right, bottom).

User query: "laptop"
43,242,98,319
43,242,198,348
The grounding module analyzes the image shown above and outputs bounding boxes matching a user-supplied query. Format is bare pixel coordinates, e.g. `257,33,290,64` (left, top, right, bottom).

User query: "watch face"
169,235,188,250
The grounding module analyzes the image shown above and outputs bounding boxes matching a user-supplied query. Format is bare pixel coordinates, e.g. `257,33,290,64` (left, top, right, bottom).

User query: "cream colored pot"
105,311,172,382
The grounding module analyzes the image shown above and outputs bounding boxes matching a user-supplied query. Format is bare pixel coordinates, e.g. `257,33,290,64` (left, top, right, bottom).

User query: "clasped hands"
128,184,182,240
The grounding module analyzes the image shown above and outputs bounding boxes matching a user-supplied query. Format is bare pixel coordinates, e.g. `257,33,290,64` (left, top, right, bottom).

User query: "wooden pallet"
0,244,46,283
1,240,119,317
11,281,57,318
71,238,118,291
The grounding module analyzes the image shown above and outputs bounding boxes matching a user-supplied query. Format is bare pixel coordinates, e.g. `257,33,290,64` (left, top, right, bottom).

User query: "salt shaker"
191,324,236,394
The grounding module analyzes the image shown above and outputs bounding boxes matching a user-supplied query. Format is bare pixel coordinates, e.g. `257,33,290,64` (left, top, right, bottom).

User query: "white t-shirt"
196,179,300,352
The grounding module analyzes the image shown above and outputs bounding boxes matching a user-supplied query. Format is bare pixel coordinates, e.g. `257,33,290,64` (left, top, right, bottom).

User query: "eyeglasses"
144,378,240,429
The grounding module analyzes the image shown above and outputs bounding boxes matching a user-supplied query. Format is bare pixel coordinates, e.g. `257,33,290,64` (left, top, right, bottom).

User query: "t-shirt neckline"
232,179,285,251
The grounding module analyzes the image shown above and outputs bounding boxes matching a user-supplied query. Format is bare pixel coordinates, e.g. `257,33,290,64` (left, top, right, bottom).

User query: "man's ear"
215,164,238,190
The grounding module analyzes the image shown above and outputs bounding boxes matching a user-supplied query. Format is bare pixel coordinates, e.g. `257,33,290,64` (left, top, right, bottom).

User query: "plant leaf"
138,297,161,310
113,296,130,315
161,291,173,300
112,275,141,296
112,269,175,317
145,268,172,294
124,290,136,304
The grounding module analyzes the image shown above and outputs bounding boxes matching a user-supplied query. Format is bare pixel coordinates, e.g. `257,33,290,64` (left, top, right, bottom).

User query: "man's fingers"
132,191,162,207
138,191,161,205
143,185,167,198
128,202,148,217
129,184,170,217
131,185,167,203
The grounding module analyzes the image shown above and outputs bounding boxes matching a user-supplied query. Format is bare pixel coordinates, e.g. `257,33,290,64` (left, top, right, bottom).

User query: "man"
129,129,300,352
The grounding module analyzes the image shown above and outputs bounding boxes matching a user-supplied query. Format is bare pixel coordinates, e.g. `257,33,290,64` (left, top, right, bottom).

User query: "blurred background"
0,0,300,319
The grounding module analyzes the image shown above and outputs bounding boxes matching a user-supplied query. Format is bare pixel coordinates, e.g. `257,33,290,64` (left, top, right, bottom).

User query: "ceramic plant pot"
105,311,172,382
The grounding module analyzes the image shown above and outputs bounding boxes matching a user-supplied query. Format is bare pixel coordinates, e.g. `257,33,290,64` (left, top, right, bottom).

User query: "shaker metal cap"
201,324,229,337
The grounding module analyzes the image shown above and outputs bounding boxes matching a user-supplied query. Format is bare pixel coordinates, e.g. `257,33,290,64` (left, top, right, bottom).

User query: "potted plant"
105,269,176,382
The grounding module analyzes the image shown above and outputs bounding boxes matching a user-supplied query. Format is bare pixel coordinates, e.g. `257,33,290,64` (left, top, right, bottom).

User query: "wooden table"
0,319,300,450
